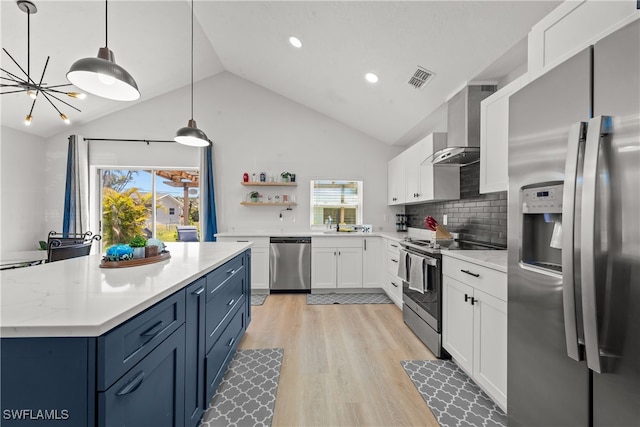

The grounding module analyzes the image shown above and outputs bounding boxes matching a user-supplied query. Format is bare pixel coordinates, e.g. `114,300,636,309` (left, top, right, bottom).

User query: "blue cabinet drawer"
205,273,244,352
98,325,185,427
97,290,185,391
205,304,245,402
206,256,244,303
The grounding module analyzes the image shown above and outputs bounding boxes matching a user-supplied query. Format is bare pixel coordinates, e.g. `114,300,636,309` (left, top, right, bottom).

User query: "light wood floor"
238,293,440,426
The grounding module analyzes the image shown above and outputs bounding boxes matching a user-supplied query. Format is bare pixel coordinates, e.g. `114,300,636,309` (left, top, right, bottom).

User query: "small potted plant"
129,235,147,259
280,171,291,182
249,191,260,203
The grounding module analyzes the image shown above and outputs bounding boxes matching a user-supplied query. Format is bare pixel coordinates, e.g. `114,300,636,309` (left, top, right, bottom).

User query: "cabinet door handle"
391,259,398,263
227,298,236,306
461,269,480,278
228,337,235,347
339,251,341,256
140,321,164,338
236,240,249,242
464,293,469,302
334,251,337,256
471,297,476,305
192,287,205,295
227,269,237,275
364,240,367,251
390,244,398,248
116,371,145,396
391,281,398,288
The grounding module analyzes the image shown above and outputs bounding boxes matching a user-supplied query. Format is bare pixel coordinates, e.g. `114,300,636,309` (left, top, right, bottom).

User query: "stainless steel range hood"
432,85,496,165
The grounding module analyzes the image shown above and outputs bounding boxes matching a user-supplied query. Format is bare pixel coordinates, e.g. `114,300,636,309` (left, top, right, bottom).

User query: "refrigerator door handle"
580,115,610,374
561,121,587,362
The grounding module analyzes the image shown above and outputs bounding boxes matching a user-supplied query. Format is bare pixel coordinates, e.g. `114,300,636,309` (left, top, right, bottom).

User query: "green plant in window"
102,187,151,246
129,235,147,248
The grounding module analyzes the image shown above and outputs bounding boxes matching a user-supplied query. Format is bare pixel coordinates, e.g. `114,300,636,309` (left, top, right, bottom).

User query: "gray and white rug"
200,348,284,427
251,294,268,306
306,292,393,305
401,359,506,427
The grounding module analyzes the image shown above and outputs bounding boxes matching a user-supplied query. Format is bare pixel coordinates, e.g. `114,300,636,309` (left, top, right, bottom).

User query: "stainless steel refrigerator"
507,19,639,426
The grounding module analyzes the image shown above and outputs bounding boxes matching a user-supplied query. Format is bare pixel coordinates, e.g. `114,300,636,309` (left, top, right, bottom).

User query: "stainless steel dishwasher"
269,237,311,292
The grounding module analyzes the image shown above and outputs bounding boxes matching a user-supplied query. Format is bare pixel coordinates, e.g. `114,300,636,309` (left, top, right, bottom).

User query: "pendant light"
175,0,209,147
66,0,140,101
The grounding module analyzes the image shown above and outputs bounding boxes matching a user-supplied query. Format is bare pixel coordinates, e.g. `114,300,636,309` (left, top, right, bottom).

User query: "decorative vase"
290,173,296,183
145,246,158,258
132,247,145,259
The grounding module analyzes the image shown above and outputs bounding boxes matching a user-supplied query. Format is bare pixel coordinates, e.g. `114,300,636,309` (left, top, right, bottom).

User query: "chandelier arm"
28,97,37,116
33,56,50,98
40,90,82,113
27,4,30,79
2,48,38,86
1,89,29,94
0,66,29,85
42,84,74,90
37,90,64,115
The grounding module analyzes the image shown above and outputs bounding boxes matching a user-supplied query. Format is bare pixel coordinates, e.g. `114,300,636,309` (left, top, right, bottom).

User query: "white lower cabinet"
362,237,382,288
442,254,507,411
216,236,269,290
382,239,403,307
311,237,363,289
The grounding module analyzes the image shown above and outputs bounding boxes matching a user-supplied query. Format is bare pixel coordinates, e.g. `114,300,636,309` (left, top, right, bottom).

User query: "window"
100,169,199,246
310,180,363,226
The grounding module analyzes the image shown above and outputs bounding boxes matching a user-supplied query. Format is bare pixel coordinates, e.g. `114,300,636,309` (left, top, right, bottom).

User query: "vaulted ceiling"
1,1,561,145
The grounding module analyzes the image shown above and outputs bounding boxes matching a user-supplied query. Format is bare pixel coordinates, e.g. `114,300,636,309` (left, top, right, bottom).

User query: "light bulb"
60,113,70,124
365,73,379,83
24,115,32,126
67,92,87,100
26,90,37,99
289,36,303,48
97,73,116,85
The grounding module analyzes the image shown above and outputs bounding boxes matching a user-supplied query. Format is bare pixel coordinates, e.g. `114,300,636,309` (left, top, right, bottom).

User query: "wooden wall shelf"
241,182,297,187
240,202,297,206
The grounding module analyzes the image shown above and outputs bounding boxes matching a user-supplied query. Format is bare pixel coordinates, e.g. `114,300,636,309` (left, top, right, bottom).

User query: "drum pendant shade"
67,47,140,101
175,119,210,147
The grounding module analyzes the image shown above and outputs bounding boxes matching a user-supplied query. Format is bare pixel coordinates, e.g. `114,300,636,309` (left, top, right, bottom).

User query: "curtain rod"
83,137,176,145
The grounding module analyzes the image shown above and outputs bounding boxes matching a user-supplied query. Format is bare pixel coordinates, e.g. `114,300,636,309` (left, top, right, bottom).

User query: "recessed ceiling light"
289,36,302,48
365,72,379,83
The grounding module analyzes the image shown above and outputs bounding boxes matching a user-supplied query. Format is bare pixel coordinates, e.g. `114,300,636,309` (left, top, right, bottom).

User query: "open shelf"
241,182,297,187
240,202,298,206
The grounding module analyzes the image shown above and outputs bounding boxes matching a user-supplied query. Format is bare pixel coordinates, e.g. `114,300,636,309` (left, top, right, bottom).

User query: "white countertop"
441,250,508,273
0,242,251,338
215,230,409,241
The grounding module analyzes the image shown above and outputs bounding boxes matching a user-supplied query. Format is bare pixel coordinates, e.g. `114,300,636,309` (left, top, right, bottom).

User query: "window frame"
309,179,363,227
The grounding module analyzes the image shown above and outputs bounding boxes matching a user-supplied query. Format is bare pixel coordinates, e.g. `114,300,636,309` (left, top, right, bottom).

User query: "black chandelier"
1,0,84,126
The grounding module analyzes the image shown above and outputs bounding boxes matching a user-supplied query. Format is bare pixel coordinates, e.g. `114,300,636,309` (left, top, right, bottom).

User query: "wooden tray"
100,251,171,268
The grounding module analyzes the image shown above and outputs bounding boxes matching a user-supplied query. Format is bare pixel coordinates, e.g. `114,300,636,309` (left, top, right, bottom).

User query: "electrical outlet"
443,214,448,225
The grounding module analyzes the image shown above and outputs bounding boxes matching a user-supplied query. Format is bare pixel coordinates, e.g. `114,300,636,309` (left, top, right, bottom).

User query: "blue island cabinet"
0,250,251,427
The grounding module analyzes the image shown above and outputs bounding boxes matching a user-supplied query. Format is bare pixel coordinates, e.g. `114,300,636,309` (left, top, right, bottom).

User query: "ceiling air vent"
408,66,434,89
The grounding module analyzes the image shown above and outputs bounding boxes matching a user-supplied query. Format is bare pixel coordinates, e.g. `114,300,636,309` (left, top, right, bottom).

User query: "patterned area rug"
200,348,284,427
401,359,506,427
306,293,393,305
251,294,268,306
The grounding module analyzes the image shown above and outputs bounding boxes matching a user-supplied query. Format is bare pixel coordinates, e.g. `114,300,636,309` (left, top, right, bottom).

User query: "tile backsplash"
405,162,507,246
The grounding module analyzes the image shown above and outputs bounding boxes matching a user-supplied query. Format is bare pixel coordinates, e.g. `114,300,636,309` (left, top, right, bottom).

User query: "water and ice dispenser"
520,183,564,273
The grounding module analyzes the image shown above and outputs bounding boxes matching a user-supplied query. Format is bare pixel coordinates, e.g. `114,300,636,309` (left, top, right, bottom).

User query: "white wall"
42,72,402,236
0,126,47,252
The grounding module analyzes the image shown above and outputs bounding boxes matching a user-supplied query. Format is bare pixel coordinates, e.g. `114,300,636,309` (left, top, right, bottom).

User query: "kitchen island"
0,242,252,427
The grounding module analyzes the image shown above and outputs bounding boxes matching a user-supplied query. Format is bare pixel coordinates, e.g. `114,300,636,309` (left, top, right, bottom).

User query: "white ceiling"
1,0,561,145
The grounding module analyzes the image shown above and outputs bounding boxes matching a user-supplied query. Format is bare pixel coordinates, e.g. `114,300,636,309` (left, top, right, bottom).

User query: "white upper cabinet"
388,152,406,205
528,1,638,79
388,132,459,205
479,76,526,194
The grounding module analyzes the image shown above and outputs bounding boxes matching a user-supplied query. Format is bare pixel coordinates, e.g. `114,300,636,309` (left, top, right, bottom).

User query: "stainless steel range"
399,238,506,358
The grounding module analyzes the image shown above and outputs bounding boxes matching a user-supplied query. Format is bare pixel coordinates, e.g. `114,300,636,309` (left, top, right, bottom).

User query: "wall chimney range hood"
431,85,496,165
